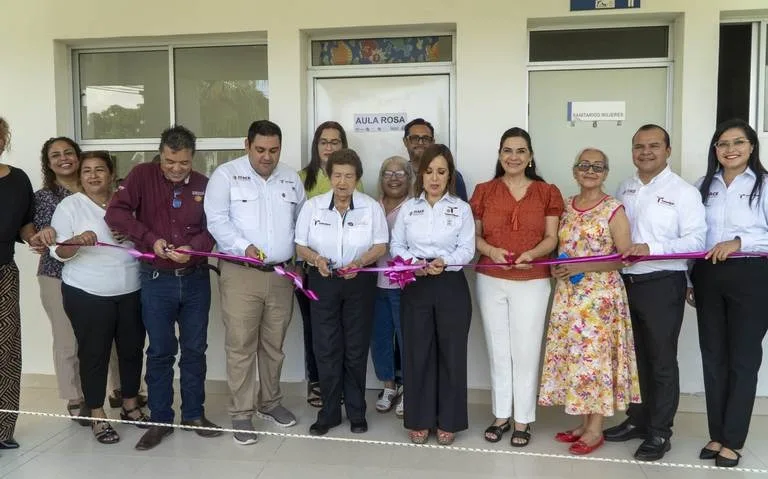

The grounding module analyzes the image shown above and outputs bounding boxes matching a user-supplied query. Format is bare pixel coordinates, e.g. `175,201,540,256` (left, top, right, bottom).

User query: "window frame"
71,39,268,155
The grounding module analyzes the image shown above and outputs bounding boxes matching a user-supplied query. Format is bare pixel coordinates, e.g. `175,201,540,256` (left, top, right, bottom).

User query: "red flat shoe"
555,430,581,443
569,436,604,455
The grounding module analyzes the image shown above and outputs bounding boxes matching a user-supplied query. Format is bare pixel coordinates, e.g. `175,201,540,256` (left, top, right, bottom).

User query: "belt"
223,258,286,273
622,270,680,284
144,265,199,277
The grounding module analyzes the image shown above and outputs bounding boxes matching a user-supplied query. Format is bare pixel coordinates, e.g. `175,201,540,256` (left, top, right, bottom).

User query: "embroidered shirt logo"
656,196,675,206
409,209,425,216
233,175,251,181
622,188,637,195
314,219,331,226
444,206,459,217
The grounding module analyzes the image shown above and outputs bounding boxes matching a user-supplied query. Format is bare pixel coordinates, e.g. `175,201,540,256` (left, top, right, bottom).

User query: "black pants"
309,269,376,425
401,271,472,433
62,283,145,410
692,259,768,449
295,269,319,384
623,270,686,439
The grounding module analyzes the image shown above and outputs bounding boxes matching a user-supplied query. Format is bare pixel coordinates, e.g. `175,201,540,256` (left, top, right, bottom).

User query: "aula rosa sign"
353,113,408,132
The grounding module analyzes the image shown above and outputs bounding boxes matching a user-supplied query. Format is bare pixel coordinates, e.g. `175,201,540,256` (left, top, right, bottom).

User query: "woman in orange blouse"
470,127,564,447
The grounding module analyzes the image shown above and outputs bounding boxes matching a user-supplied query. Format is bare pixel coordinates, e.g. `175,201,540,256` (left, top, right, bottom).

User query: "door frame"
526,22,675,140
306,32,456,168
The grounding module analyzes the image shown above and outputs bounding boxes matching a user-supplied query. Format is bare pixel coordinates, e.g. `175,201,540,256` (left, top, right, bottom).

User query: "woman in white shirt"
390,144,475,445
295,149,388,437
50,151,147,444
690,119,768,468
370,156,411,416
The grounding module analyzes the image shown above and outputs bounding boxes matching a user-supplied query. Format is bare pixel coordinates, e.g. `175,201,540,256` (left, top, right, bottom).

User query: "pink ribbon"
274,265,319,301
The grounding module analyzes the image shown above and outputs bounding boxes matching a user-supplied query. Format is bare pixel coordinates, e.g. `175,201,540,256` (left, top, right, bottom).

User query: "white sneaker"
375,387,398,412
395,393,404,418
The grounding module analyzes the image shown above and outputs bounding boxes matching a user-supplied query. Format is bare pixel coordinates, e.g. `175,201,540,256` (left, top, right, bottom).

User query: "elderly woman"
690,119,768,468
470,127,564,447
538,148,640,455
391,144,475,445
295,148,388,436
50,151,148,444
298,121,363,408
0,117,36,450
370,156,411,416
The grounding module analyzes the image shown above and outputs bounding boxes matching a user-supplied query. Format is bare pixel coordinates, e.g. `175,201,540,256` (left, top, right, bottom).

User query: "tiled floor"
1,386,767,478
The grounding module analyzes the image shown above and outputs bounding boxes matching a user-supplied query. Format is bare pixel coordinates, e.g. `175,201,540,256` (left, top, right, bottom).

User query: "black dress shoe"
135,425,174,451
180,416,223,438
0,438,19,449
633,436,671,461
699,447,719,460
350,420,368,434
715,450,741,468
309,421,340,436
603,419,647,442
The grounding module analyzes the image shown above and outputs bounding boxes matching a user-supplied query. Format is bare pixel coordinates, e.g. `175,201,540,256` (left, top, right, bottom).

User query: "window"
529,26,669,62
74,44,268,176
311,36,452,66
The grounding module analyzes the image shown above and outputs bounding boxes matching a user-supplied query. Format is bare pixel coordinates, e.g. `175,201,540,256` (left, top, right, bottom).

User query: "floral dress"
538,195,641,416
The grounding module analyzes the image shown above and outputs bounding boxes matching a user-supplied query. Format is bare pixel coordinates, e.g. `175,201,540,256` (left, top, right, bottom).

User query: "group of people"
0,115,766,468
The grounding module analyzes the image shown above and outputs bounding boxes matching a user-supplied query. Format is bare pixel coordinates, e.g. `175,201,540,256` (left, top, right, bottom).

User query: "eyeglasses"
319,139,342,148
172,187,183,209
382,170,407,179
714,139,750,150
407,135,434,145
575,162,607,173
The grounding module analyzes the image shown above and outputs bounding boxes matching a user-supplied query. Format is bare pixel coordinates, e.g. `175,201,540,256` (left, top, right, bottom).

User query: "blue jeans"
140,266,211,423
370,288,403,382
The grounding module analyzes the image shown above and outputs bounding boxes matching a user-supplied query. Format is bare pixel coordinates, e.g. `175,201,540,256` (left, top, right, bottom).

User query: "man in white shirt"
604,124,706,461
204,120,306,445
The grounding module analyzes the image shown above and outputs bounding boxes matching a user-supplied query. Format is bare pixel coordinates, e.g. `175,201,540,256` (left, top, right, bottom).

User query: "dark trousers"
295,270,319,383
623,270,686,439
140,265,211,423
309,269,376,426
692,259,768,449
402,271,471,433
0,262,21,441
61,283,144,410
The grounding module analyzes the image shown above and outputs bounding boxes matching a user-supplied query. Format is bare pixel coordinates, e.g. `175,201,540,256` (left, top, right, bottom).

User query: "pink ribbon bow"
385,256,418,289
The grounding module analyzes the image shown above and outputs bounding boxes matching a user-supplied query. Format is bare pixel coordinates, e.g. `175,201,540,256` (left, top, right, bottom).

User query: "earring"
528,161,532,168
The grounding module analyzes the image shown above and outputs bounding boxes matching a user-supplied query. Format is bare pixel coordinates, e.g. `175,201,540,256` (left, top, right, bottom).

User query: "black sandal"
67,402,82,424
92,421,120,444
76,405,92,427
510,425,531,447
484,421,511,443
307,382,323,408
120,406,151,429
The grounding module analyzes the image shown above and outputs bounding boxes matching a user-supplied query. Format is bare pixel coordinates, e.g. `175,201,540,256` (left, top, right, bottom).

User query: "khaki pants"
219,261,294,418
38,275,82,401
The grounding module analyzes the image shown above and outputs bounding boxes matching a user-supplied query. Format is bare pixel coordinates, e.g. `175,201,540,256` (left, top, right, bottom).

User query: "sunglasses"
575,162,607,173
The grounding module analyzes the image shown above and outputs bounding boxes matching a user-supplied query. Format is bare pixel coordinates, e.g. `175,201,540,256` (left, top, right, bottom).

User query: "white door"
314,74,450,387
528,67,669,197
314,75,451,194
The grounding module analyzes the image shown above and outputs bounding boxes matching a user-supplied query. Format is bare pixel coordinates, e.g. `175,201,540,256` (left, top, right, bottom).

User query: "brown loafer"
135,425,174,451
180,416,223,438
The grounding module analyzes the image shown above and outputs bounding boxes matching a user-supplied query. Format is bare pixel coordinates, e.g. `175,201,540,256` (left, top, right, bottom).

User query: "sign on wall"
570,0,640,11
353,112,408,132
567,101,626,122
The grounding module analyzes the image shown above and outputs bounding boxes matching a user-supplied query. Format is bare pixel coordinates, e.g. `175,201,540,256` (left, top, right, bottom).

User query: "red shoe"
555,430,581,443
569,436,605,455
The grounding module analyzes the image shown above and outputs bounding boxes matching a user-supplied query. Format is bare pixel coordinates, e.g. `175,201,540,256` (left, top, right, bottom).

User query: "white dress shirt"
390,193,476,271
50,193,140,297
205,156,306,263
696,168,768,252
295,190,389,268
616,166,706,274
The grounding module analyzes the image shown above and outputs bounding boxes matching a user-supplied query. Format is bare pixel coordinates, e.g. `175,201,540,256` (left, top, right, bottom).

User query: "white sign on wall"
567,101,626,122
353,112,408,132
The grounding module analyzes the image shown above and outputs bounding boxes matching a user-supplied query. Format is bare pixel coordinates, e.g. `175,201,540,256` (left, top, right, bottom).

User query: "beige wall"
2,0,768,394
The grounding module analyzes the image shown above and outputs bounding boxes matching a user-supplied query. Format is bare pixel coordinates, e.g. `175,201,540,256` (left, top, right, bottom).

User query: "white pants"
476,274,551,423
